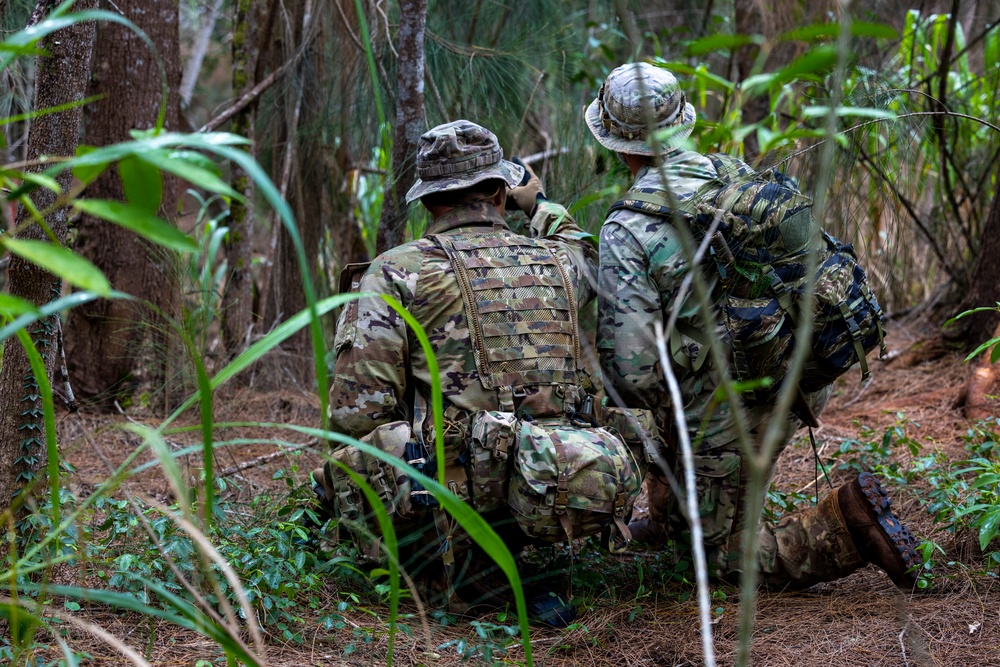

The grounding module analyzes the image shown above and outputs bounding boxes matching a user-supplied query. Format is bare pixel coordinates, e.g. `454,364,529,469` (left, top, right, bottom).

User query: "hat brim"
405,159,525,204
585,98,696,156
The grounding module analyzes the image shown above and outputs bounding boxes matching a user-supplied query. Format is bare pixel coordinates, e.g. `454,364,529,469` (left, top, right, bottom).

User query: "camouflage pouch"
507,417,641,552
600,405,665,479
325,420,415,562
467,410,517,514
691,449,743,547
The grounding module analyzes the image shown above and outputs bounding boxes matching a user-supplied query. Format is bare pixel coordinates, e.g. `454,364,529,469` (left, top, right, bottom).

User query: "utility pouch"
507,417,641,552
324,420,414,563
467,410,518,514
601,405,666,478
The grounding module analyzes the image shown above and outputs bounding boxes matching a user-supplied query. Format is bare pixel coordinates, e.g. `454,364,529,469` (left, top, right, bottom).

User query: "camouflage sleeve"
328,250,418,440
596,220,667,411
531,200,599,306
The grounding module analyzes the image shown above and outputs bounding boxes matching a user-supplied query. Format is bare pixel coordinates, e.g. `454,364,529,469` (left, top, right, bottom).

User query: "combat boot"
627,517,668,546
837,472,922,588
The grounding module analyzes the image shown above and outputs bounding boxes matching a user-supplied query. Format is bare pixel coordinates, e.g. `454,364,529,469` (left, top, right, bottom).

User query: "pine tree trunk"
0,0,97,516
65,0,182,409
956,159,1000,348
376,0,427,254
221,0,261,359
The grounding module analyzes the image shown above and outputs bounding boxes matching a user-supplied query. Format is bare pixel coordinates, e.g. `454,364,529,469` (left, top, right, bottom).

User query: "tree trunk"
221,0,262,359
962,322,1000,422
65,0,182,409
955,158,1000,349
0,0,97,516
375,0,427,254
257,0,311,387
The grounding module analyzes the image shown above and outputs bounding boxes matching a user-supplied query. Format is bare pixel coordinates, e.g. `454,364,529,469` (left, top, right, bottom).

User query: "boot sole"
856,472,921,585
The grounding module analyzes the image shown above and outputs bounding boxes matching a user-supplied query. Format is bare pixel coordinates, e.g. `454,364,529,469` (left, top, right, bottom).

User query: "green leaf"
0,170,61,196
971,473,1000,488
118,155,163,213
740,72,777,96
685,33,762,56
780,45,839,79
74,199,197,252
978,507,1000,551
781,21,898,43
946,305,1000,326
657,61,734,92
849,22,899,39
72,145,108,186
0,293,39,318
137,149,240,200
964,337,1000,363
3,239,110,295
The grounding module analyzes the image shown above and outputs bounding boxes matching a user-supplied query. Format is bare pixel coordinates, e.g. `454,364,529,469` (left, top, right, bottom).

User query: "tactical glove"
506,156,547,217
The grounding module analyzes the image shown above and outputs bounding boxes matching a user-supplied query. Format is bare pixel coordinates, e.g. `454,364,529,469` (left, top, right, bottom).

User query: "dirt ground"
38,313,1000,666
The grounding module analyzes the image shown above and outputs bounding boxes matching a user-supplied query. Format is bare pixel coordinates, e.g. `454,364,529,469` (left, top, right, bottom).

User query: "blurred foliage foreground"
1,3,1000,666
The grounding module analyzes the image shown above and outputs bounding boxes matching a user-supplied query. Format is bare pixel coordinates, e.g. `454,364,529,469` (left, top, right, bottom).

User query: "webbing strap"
668,320,713,373
498,386,515,412
838,301,870,381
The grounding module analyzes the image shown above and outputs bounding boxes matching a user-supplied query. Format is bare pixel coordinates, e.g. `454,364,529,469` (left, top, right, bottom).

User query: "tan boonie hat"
585,62,697,156
405,120,524,204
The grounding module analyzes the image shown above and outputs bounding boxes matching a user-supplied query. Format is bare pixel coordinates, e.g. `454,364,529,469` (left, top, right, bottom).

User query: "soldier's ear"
494,187,508,212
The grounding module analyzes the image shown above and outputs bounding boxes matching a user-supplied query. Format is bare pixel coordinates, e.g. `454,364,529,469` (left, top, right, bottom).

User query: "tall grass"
5,2,1000,666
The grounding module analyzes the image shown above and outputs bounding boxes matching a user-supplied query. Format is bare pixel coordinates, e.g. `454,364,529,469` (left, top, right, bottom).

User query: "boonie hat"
585,62,697,156
405,120,524,204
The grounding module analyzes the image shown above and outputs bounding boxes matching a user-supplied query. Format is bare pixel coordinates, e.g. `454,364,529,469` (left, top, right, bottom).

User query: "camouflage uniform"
322,121,599,600
330,197,597,449
589,63,865,587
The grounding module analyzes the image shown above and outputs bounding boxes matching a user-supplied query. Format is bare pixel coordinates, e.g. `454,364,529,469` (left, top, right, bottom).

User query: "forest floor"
41,312,1000,667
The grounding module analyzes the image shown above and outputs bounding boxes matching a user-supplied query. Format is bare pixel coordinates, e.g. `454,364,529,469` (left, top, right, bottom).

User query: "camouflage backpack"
433,229,649,551
609,153,886,410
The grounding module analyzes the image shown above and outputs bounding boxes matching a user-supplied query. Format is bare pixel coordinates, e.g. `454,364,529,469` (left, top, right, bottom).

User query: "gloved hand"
506,156,546,217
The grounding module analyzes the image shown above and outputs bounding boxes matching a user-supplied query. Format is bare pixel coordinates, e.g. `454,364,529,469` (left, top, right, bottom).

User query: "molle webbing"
432,231,581,390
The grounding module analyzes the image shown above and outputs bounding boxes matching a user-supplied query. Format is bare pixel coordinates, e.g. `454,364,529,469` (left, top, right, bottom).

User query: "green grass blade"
122,423,190,519
305,427,533,664
161,293,361,429
17,583,262,667
380,295,445,486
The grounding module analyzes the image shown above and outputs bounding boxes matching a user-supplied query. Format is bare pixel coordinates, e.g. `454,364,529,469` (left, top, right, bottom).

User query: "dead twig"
217,438,318,478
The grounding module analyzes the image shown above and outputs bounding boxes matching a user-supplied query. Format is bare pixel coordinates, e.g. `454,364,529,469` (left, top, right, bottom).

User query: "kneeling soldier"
314,120,647,625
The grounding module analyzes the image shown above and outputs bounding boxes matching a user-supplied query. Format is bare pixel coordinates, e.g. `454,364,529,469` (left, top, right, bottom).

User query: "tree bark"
65,0,182,409
0,0,97,515
375,0,427,254
962,323,1000,422
221,0,261,359
953,158,1000,350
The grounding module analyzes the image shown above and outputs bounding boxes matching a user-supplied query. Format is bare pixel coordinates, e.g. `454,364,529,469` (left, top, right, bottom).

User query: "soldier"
587,62,922,589
314,120,598,625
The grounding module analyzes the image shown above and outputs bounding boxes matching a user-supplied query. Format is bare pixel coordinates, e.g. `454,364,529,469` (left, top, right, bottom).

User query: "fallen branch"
199,64,287,133
519,146,569,166
198,8,323,134
217,438,318,478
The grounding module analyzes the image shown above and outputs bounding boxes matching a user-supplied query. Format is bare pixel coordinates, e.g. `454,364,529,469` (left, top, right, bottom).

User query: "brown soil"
25,314,1000,666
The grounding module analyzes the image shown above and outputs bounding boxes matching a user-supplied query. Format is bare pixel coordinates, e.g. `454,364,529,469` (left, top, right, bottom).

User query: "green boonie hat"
585,62,697,156
405,120,524,204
